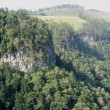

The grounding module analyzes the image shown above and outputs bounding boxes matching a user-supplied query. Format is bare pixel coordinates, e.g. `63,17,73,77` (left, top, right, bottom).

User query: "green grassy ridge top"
37,16,86,31
36,4,110,22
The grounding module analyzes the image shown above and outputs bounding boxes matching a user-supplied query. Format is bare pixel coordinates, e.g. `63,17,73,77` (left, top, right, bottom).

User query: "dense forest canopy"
0,8,49,55
0,6,110,110
0,8,56,72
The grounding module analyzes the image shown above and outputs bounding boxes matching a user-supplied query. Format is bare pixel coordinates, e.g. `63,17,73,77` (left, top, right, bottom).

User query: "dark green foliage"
1,8,110,110
0,9,50,57
80,19,110,59
1,61,110,110
48,22,75,51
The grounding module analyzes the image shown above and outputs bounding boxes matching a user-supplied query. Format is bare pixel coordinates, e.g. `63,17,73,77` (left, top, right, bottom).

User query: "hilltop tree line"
38,4,84,12
36,4,84,16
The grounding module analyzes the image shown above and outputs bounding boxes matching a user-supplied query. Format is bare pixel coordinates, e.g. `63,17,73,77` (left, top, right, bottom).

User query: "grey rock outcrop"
81,35,97,46
0,40,56,72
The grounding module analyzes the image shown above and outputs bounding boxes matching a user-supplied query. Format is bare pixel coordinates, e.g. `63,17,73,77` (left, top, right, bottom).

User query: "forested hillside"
0,8,56,72
0,6,110,110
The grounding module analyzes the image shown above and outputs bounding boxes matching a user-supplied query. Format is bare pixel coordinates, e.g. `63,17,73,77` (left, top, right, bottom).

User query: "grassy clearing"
37,16,85,31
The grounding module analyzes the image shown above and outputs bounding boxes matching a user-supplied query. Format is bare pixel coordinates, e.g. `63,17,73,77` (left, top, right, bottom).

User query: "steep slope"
79,19,110,59
0,9,56,72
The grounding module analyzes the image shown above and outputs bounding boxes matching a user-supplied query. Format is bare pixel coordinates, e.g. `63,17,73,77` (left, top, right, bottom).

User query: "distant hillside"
83,9,110,20
36,4,110,21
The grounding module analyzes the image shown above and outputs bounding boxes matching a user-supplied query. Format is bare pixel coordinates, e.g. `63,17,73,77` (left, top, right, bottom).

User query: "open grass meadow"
37,16,86,31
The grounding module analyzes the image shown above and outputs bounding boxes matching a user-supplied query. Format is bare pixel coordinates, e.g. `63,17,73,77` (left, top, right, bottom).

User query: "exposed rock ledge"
0,40,56,73
0,52,33,72
81,35,97,46
0,50,55,72
0,37,56,72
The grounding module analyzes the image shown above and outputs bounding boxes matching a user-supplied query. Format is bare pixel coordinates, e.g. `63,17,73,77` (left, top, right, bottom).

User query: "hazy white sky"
0,0,110,12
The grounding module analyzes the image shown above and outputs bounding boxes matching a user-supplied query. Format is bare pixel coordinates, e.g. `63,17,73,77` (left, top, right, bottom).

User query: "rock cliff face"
0,52,32,72
0,40,56,72
0,10,56,72
81,35,97,46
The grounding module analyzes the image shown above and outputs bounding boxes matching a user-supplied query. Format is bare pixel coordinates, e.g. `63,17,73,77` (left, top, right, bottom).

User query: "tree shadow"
74,36,104,60
56,54,75,72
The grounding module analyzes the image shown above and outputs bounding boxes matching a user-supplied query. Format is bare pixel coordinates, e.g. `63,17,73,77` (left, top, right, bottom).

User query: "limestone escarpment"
0,10,56,72
0,39,56,72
